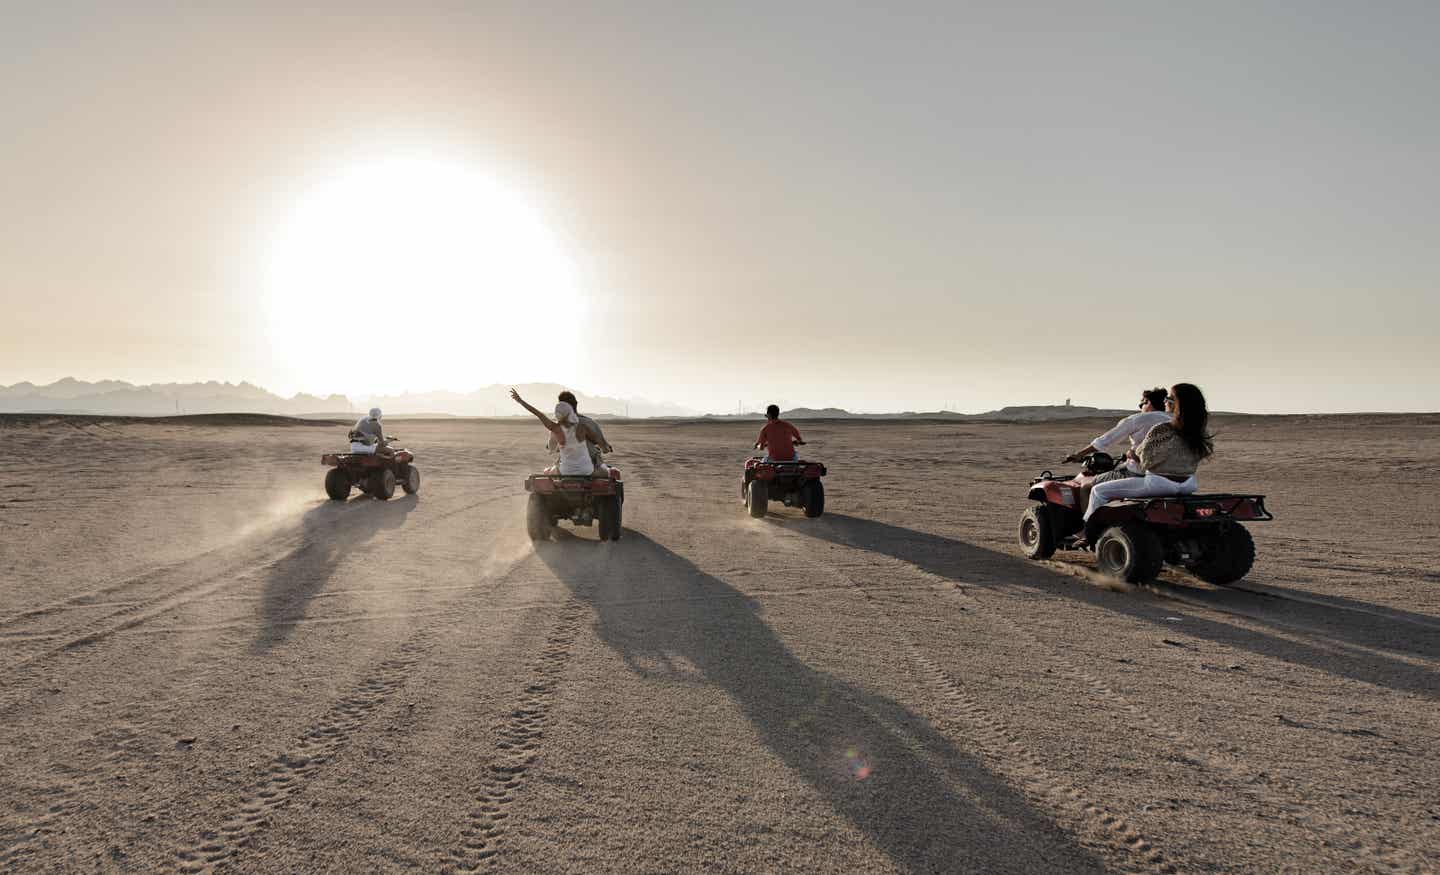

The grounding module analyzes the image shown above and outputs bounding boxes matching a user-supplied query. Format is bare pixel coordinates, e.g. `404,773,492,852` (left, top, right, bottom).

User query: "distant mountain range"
716,405,1132,421
0,379,1130,421
358,385,695,419
0,379,694,419
0,378,350,417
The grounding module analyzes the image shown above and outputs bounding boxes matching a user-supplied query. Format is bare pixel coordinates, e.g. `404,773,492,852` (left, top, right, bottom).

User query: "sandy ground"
1,414,1437,874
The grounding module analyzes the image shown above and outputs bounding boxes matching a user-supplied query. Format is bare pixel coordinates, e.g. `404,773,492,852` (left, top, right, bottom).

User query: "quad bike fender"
1028,480,1080,510
746,461,825,482
525,474,617,497
322,449,414,468
1085,500,1175,532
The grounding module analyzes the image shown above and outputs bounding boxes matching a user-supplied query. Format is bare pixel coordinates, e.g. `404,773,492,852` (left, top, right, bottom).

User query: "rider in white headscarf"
509,389,599,476
350,407,389,455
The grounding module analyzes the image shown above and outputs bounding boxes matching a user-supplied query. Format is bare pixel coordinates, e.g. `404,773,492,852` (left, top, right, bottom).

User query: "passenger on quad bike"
1064,387,1169,483
510,388,606,477
755,404,804,461
350,407,394,457
1084,383,1211,523
546,390,612,469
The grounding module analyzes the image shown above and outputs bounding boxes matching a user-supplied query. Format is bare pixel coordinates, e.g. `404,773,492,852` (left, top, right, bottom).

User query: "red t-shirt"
756,420,802,461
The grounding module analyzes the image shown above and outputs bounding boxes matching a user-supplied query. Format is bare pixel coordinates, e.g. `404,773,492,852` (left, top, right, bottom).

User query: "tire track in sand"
5,494,522,870
443,597,586,873
772,523,1431,875
170,548,532,872
174,639,429,872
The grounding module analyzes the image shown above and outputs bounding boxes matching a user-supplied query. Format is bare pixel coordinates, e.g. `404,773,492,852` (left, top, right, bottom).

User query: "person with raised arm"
510,388,603,476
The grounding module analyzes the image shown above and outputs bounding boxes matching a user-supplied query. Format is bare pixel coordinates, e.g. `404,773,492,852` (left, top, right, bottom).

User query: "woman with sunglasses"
1083,383,1214,521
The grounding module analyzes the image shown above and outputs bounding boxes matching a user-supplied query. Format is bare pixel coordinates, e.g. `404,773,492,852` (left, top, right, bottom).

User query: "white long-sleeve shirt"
1093,411,1170,455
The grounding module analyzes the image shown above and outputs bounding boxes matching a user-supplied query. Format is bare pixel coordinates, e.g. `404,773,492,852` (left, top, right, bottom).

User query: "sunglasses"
1164,396,1177,405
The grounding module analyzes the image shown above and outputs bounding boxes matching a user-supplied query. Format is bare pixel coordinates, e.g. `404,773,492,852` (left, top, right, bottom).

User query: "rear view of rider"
547,390,612,469
755,404,804,461
510,388,603,476
350,407,391,456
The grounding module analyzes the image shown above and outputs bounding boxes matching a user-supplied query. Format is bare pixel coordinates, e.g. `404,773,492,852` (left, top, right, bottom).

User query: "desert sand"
1,414,1437,873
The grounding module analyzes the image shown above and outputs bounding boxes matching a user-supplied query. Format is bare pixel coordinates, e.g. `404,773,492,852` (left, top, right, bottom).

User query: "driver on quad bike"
349,407,394,457
1083,383,1210,521
755,404,805,461
546,390,612,469
510,388,607,477
1065,387,1169,483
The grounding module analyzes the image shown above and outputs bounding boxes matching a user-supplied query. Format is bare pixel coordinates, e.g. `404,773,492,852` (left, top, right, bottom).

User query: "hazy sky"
2,1,1437,413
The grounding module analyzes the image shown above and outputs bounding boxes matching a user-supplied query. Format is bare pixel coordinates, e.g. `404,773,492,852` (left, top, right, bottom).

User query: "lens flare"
844,747,872,781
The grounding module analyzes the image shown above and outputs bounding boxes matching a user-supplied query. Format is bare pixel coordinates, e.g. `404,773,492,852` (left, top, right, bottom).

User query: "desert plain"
1,414,1437,873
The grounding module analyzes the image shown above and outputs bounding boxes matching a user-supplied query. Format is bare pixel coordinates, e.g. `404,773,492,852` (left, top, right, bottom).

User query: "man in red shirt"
755,404,805,461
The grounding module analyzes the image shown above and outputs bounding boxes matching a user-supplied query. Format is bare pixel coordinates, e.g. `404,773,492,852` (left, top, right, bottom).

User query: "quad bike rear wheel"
802,480,825,518
1188,525,1255,585
324,467,351,501
746,480,768,518
370,468,396,500
401,465,421,495
1018,504,1056,559
526,493,553,542
1095,523,1164,583
596,494,623,541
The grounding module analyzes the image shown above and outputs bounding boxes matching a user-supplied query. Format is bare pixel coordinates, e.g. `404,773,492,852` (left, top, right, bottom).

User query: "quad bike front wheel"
1018,505,1056,559
324,467,351,501
1188,525,1255,585
1094,523,1163,583
746,480,768,518
526,493,553,542
401,465,421,495
370,468,397,500
802,480,825,518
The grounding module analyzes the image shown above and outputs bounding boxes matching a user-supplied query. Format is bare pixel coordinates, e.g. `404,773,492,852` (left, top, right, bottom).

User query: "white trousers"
1085,472,1197,520
350,442,378,455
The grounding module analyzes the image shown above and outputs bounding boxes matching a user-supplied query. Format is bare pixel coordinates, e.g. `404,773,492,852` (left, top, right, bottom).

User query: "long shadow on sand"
772,514,1440,701
536,531,1109,874
251,495,417,654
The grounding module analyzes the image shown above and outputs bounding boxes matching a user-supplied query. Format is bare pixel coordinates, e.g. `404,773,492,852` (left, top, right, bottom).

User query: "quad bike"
321,439,419,501
1018,453,1272,584
742,453,827,519
524,467,625,541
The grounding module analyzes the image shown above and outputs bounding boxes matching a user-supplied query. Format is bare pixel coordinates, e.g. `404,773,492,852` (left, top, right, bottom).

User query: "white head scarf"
554,401,577,425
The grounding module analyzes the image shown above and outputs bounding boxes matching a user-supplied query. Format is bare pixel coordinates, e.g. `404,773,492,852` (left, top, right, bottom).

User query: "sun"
262,156,583,397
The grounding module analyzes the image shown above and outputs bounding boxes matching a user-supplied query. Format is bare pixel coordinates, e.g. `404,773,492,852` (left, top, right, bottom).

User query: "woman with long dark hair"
1084,383,1213,520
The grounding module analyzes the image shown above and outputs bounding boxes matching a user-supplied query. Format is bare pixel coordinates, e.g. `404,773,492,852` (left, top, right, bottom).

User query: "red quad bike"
322,444,420,501
1018,453,1273,584
742,456,827,519
524,468,625,542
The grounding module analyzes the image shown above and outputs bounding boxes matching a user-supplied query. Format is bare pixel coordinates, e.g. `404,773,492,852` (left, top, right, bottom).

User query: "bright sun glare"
263,157,582,397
